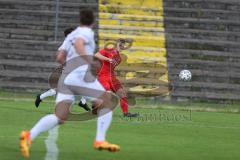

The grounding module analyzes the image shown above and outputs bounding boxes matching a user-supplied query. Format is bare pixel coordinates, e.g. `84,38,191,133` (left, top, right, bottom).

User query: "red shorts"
98,76,122,93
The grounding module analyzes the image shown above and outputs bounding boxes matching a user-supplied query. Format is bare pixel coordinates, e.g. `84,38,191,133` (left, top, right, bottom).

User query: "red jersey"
98,48,121,77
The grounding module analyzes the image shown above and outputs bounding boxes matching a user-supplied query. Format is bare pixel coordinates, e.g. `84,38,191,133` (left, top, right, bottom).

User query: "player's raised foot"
93,141,120,152
19,131,32,158
35,94,42,108
123,112,139,117
78,101,91,111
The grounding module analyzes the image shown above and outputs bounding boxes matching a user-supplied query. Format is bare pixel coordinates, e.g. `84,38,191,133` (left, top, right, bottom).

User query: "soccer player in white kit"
19,9,120,158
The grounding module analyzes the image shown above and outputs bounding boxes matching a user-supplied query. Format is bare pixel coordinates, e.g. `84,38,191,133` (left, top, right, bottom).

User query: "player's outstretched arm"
95,52,112,63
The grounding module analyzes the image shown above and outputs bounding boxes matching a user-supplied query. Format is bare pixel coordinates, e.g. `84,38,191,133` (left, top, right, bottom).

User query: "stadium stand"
0,0,97,92
164,0,240,100
1,0,240,101
99,0,170,96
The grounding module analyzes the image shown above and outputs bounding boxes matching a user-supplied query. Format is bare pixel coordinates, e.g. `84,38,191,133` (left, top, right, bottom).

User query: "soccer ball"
179,70,192,81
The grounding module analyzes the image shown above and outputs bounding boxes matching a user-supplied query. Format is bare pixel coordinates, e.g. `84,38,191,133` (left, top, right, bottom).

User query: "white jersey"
55,26,105,104
58,26,95,61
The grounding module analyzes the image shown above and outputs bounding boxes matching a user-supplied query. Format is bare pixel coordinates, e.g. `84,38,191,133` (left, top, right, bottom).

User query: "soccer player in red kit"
94,39,139,117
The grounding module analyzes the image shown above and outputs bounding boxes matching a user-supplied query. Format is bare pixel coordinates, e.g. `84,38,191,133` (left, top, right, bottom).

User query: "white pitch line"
44,126,59,160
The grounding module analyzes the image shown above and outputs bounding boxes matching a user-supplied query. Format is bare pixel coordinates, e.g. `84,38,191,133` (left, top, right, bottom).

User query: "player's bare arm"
56,50,66,64
74,38,94,64
74,38,87,56
95,52,113,63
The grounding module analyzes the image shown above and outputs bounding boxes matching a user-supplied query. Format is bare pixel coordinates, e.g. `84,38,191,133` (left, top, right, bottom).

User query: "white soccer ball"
179,70,192,81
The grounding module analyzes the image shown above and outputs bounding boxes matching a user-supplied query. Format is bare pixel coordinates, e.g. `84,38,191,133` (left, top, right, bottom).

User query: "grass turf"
0,98,240,160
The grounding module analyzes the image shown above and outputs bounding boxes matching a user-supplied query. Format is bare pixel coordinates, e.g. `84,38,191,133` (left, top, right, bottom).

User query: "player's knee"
55,113,68,123
111,94,119,106
55,101,72,123
92,99,103,107
98,92,119,111
57,118,65,124
117,91,126,98
106,92,119,107
116,89,126,98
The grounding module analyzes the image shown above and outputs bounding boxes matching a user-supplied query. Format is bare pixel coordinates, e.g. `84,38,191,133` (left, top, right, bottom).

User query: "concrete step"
0,80,48,92
0,19,97,41
172,84,240,98
0,48,55,61
0,8,98,28
0,59,57,72
164,17,240,32
0,38,60,50
167,48,240,61
0,0,97,12
0,19,79,41
100,0,163,8
99,33,165,48
99,13,163,28
0,70,49,83
163,0,240,11
60,0,97,3
99,4,162,16
118,77,168,87
1,0,96,2
168,58,240,73
172,90,240,101
0,27,54,41
98,46,167,62
98,45,166,64
99,25,164,36
0,19,77,30
164,7,240,21
98,45,165,52
0,8,81,24
166,28,240,42
173,81,240,91
166,37,240,52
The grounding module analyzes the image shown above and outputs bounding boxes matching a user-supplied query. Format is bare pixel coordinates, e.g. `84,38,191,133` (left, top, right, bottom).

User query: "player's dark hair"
64,27,75,37
79,9,95,26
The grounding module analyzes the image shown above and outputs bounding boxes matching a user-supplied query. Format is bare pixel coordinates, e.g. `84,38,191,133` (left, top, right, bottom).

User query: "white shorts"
56,65,105,104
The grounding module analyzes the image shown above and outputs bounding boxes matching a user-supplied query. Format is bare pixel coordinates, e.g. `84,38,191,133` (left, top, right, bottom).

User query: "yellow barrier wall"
99,0,169,96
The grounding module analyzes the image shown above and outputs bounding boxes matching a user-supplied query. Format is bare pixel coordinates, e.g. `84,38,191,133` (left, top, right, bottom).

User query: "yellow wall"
99,0,169,96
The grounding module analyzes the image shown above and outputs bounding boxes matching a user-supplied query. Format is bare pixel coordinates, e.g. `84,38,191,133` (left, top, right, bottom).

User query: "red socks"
120,97,128,114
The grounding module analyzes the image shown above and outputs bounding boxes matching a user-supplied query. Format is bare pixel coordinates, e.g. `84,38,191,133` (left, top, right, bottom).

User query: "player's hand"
108,59,114,63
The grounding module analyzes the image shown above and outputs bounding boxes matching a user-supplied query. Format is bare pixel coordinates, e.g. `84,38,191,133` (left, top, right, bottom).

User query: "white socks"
81,97,87,104
96,108,113,142
30,107,113,142
30,114,59,141
40,89,57,100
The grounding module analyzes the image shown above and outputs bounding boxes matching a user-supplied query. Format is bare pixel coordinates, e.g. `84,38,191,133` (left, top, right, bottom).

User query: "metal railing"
54,0,60,41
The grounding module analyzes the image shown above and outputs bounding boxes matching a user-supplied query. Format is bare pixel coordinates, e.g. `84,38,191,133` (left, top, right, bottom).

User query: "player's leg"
116,88,139,117
20,93,73,158
20,113,60,158
93,77,112,114
81,79,120,152
112,78,139,117
35,88,57,107
116,88,128,114
94,108,120,152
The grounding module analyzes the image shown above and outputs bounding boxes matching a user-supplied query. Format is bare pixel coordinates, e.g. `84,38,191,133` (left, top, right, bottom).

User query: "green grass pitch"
0,96,240,160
